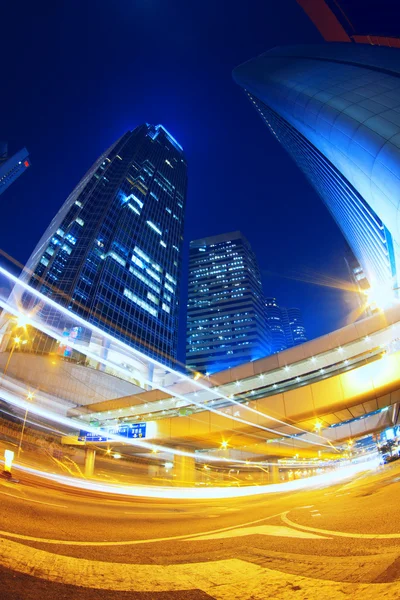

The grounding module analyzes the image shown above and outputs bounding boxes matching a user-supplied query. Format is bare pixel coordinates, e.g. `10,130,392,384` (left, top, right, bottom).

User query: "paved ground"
1,461,400,598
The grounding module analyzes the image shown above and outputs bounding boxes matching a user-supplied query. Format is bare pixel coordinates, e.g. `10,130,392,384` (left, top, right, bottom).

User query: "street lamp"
314,420,323,433
17,392,35,459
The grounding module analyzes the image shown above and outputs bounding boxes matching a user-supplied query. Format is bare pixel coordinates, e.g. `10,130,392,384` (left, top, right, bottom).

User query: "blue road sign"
78,422,147,442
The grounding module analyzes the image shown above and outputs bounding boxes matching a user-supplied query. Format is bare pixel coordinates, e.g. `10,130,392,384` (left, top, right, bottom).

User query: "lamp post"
1,314,30,380
17,392,34,459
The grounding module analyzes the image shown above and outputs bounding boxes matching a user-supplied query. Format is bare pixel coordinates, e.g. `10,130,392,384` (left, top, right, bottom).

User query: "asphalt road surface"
1,461,400,599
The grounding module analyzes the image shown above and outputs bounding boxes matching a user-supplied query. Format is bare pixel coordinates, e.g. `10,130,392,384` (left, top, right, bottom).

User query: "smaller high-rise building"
186,231,271,374
265,298,287,353
266,299,307,351
281,307,307,347
0,143,30,196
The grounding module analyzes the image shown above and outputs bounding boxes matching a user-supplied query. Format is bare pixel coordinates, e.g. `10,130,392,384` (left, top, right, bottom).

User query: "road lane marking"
0,489,68,509
281,512,400,539
0,511,285,546
0,536,399,598
185,524,327,540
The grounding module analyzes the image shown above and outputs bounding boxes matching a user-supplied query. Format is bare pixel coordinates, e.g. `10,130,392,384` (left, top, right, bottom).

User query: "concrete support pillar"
174,447,196,485
269,458,280,484
84,447,96,477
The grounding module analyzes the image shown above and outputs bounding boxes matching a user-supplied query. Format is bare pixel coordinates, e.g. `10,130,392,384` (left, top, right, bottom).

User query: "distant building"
0,143,30,196
267,300,307,350
282,307,307,347
23,124,187,367
265,298,287,353
186,231,271,374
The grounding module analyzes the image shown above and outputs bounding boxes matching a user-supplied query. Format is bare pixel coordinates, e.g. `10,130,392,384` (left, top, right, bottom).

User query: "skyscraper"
264,298,287,353
281,307,307,347
233,44,400,303
186,231,271,374
24,124,187,366
265,298,307,351
0,143,30,196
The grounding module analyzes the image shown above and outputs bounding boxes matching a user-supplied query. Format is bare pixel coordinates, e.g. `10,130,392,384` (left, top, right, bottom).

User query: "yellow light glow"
363,284,397,311
16,315,29,328
27,392,34,400
220,440,228,449
314,420,322,433
4,449,14,472
13,337,20,344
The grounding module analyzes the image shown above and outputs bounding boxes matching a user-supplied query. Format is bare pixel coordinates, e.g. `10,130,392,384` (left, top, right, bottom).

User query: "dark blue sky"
1,0,356,358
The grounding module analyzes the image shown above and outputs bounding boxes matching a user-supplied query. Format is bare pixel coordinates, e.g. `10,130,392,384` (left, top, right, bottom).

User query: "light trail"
0,385,334,468
4,458,380,500
0,266,339,449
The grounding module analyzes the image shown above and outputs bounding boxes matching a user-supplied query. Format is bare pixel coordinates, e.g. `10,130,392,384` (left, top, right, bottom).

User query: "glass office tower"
24,124,187,366
233,44,400,298
264,298,287,353
186,231,271,374
265,298,307,351
282,307,307,347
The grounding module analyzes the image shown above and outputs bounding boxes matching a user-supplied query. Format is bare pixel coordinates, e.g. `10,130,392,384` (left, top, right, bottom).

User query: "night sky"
1,0,357,361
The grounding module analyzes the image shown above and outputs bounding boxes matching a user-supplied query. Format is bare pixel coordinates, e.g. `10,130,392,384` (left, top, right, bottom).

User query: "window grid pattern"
186,232,271,374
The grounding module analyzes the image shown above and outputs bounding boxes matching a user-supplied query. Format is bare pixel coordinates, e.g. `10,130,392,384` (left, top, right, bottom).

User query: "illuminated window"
162,303,170,314
166,273,177,285
75,218,84,226
109,252,126,266
128,203,140,215
147,221,162,235
147,292,159,305
65,234,77,245
129,267,160,293
131,255,144,269
134,247,150,263
146,268,161,282
124,289,158,317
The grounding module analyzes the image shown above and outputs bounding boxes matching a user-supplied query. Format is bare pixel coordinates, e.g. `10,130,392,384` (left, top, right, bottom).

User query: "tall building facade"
0,143,30,196
281,307,307,347
24,124,187,366
265,298,307,351
186,231,271,374
233,44,400,301
264,298,287,353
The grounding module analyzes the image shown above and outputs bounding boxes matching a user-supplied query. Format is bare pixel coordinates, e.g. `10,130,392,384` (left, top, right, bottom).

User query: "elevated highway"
0,265,399,468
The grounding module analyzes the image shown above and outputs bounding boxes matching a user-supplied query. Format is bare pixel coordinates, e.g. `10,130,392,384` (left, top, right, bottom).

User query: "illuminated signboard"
78,422,147,442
